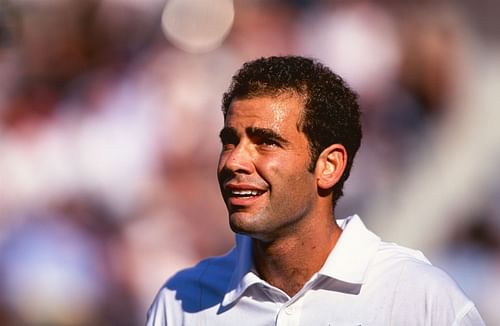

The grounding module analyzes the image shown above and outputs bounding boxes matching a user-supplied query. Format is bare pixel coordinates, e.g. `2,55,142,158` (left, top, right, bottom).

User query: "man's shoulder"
371,241,477,319
375,241,431,268
154,248,236,306
373,240,453,286
148,248,238,322
165,247,237,293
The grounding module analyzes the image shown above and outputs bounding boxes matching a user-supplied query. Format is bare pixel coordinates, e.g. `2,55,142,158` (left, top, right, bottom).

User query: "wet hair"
222,56,362,205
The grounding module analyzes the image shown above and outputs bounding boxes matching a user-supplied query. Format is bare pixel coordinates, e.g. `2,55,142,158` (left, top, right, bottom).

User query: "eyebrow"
219,127,238,141
219,126,290,146
246,127,290,145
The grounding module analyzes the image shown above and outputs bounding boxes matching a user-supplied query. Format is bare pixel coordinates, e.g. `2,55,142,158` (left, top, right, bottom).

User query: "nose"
219,141,254,175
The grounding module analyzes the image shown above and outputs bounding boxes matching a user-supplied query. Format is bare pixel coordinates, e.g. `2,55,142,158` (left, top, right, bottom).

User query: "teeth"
232,190,260,196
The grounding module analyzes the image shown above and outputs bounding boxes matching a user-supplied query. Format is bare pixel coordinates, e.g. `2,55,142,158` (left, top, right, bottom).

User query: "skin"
217,94,347,297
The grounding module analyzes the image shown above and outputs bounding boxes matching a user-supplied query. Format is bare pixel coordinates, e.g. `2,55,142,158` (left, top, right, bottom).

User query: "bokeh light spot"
161,0,234,53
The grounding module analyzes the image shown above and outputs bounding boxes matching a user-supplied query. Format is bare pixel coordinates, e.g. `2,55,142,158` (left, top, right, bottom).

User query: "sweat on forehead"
224,93,306,132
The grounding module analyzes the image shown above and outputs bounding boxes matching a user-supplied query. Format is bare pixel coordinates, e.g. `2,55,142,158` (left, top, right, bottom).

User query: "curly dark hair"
222,56,362,206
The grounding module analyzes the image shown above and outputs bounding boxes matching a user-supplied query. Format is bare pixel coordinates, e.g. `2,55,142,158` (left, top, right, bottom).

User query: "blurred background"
0,0,499,324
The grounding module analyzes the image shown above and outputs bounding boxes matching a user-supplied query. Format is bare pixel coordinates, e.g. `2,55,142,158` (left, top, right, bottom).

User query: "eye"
220,139,236,150
246,127,287,150
256,138,279,149
220,137,239,151
222,142,235,151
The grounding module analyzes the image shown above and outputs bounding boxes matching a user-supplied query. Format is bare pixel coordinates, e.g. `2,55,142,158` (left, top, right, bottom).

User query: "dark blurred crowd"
0,0,499,324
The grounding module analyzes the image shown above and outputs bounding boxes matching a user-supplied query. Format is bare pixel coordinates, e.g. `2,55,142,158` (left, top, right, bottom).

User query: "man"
147,56,484,325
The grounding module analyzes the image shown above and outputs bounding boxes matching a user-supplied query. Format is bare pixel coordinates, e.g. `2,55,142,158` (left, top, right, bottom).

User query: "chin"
229,212,261,235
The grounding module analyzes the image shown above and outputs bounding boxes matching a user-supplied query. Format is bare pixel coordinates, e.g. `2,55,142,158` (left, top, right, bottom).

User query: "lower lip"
228,194,264,207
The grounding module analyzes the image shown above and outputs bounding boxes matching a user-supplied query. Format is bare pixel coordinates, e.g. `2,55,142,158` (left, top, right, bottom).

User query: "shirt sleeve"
146,289,168,326
454,303,485,326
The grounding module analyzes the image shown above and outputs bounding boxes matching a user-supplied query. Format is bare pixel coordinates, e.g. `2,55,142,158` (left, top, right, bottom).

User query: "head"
222,56,362,207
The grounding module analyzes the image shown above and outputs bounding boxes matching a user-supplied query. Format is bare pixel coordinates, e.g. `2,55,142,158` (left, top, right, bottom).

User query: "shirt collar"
318,215,381,284
221,215,380,306
221,234,260,307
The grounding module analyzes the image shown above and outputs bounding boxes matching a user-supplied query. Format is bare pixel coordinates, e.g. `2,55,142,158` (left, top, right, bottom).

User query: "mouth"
229,189,265,198
224,185,267,207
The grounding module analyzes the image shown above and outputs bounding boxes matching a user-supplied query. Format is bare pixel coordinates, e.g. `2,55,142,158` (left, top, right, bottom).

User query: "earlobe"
316,144,347,190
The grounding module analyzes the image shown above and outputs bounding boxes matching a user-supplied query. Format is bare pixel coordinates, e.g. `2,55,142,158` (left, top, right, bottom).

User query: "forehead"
225,94,304,130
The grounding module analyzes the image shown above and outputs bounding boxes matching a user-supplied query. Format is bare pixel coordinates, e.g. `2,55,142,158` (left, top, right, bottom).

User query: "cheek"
217,153,226,171
217,152,229,181
259,155,313,186
255,156,281,179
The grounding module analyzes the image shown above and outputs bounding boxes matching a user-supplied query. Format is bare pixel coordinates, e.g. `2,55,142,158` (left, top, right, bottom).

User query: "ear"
314,144,347,190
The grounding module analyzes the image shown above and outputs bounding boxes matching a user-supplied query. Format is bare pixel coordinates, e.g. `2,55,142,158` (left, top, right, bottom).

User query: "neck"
252,213,342,297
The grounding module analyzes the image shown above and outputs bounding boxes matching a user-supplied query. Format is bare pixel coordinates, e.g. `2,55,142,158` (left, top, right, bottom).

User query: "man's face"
217,94,319,241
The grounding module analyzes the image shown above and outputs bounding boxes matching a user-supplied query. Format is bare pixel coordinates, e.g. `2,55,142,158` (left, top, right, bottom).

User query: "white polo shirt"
147,215,485,325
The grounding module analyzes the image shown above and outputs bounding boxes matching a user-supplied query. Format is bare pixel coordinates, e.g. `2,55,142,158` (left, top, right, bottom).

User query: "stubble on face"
217,94,319,242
